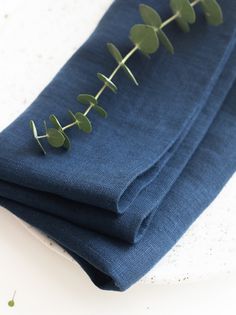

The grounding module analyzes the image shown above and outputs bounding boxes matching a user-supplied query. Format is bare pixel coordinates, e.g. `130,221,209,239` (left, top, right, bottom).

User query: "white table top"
0,1,236,314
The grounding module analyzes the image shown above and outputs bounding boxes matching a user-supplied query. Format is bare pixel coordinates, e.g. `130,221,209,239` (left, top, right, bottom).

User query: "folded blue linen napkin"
0,0,236,290
0,47,235,244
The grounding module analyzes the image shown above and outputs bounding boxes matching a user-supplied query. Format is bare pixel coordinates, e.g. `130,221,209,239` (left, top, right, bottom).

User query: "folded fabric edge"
0,198,125,291
1,89,236,291
0,45,235,245
1,22,236,217
114,26,236,214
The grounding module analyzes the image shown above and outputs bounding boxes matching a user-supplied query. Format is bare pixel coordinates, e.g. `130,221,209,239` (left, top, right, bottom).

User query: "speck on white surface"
0,1,236,314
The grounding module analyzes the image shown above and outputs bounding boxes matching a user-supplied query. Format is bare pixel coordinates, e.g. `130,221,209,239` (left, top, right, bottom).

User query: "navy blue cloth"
0,0,236,290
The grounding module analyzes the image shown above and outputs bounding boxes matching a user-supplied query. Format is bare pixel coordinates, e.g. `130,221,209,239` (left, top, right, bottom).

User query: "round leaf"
68,110,77,122
157,30,174,54
170,0,184,16
97,73,117,93
47,128,65,148
34,138,46,154
62,133,71,150
29,120,46,155
200,0,223,26
49,114,62,130
107,43,123,64
68,110,81,130
75,112,92,133
49,115,70,150
77,94,97,106
122,64,139,86
8,300,15,307
130,24,159,54
139,4,162,28
170,0,195,32
93,105,108,118
181,0,196,24
170,0,196,24
177,18,190,32
30,120,38,138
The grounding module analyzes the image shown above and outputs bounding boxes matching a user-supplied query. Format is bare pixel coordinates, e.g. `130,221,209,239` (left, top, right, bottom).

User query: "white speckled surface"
0,1,236,313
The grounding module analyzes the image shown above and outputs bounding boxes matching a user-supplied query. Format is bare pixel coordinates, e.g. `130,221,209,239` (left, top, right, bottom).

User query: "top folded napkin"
0,0,236,290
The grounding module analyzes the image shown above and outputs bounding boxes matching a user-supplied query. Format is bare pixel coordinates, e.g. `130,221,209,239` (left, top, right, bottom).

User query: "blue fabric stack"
0,0,236,291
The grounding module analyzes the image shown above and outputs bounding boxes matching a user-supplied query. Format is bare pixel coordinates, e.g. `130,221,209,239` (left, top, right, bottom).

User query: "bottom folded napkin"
1,73,236,290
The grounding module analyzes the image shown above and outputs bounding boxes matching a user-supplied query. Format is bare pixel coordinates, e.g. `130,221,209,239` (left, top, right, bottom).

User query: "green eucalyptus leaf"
47,128,65,148
122,64,139,86
157,30,174,54
43,120,48,133
8,300,15,307
29,120,46,155
68,110,81,131
170,0,196,32
75,112,92,133
77,94,97,106
68,110,77,122
49,115,71,150
30,120,38,138
49,114,62,130
130,24,159,54
170,0,183,16
34,140,46,155
107,43,123,64
177,18,190,32
200,0,223,26
62,133,71,150
170,0,196,24
182,0,196,23
93,105,108,118
139,4,162,28
97,73,118,93
69,110,92,133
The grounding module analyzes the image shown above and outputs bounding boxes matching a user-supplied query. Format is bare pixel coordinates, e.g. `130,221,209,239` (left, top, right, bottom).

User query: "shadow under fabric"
0,0,236,291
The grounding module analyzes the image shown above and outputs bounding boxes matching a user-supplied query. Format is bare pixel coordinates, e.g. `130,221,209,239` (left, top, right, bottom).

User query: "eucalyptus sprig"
30,0,223,154
8,290,16,308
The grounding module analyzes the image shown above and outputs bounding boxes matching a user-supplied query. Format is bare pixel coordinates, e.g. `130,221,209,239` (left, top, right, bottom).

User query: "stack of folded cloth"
0,0,236,291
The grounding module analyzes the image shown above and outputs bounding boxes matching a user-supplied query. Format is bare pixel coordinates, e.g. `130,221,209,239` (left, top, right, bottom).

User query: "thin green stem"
37,122,77,138
84,45,139,117
160,12,180,29
37,135,48,139
95,45,138,101
62,121,77,131
191,0,201,6
12,291,16,300
8,290,16,308
95,65,120,100
36,0,203,141
160,0,201,30
84,103,94,116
